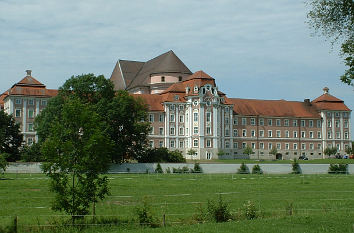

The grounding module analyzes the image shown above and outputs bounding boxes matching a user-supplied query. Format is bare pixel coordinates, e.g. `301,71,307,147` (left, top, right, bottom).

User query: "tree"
324,147,338,157
0,111,23,161
187,149,197,159
269,147,278,157
0,153,9,175
345,141,354,155
243,145,254,156
307,0,354,85
41,98,113,220
35,74,150,163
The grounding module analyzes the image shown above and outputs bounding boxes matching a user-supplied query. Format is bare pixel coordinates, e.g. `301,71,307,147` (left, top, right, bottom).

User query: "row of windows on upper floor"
149,126,350,140
13,98,47,106
327,119,349,128
14,109,37,118
326,111,350,118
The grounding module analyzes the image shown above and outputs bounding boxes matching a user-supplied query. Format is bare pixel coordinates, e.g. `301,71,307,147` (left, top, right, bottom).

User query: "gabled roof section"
312,93,343,103
185,70,214,81
311,88,351,111
230,98,320,118
133,94,164,111
15,75,45,88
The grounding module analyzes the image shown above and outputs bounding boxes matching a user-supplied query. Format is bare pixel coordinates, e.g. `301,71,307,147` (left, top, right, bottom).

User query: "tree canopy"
0,111,23,161
307,0,354,85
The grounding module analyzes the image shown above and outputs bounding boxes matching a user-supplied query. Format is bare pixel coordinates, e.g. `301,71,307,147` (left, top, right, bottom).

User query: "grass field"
1,173,354,232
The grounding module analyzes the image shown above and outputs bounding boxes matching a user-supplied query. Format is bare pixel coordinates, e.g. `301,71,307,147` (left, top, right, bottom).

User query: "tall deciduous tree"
243,145,254,156
0,111,23,161
41,98,113,219
307,0,354,85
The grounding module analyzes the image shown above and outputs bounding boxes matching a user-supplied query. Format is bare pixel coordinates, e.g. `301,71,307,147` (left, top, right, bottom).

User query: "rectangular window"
335,112,340,117
159,141,163,147
225,117,229,124
276,143,281,149
206,139,211,147
179,105,184,111
194,127,198,134
344,131,349,139
41,100,47,106
170,140,175,148
284,119,289,126
28,99,34,105
317,143,321,150
225,141,230,148
327,112,331,117
335,120,340,128
206,112,211,122
233,117,238,125
233,142,238,149
293,143,298,150
259,118,264,126
276,130,281,138
193,139,198,147
344,120,348,128
28,109,34,118
251,130,256,137
327,131,332,139
285,143,289,150
149,114,154,122
250,118,255,125
309,120,313,127
268,143,272,149
149,127,154,134
28,123,34,132
336,131,340,139
159,127,164,135
179,140,184,148
179,127,184,135
15,99,22,105
309,131,314,138
317,120,321,128
268,130,272,138
301,120,305,127
242,118,247,126
301,143,306,150
242,129,247,137
194,112,198,122
285,130,289,138
276,119,281,126
251,143,256,149
170,127,175,135
170,114,175,122
242,142,247,149
301,131,306,138
259,142,264,149
27,138,33,145
268,119,272,126
259,130,264,137
159,114,164,122
327,120,331,127
293,131,298,138
293,120,298,127
233,129,238,137
149,141,154,148
225,128,230,136
179,115,184,123
15,109,21,117
206,127,211,135
317,131,321,139
310,143,314,150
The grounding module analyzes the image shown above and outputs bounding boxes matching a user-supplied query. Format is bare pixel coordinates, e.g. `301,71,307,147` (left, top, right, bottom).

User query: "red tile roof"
311,93,350,111
134,94,164,111
16,76,45,87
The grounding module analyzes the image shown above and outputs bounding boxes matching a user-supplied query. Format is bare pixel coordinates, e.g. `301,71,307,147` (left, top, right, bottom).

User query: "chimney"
26,70,32,76
304,98,311,106
323,87,329,94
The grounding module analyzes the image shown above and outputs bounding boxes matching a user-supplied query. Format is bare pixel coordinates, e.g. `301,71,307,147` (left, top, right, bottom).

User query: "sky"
0,0,353,136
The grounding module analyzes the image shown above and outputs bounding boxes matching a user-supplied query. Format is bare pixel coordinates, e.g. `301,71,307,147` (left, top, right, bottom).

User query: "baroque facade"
110,51,352,160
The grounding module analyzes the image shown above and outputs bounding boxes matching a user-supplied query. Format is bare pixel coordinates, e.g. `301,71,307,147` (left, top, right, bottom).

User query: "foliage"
137,148,186,163
187,149,197,157
20,143,43,162
292,159,302,174
217,150,225,156
237,162,250,174
243,200,257,220
0,111,23,162
41,98,113,218
324,147,338,157
252,164,263,174
172,166,190,173
155,163,163,173
345,142,354,155
192,163,203,173
35,74,150,163
243,145,253,156
269,147,278,156
207,196,233,222
135,198,159,227
328,163,348,174
0,153,9,174
307,0,354,85
165,167,171,173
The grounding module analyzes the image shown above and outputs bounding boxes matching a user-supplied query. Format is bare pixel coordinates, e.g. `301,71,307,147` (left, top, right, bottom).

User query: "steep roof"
111,50,192,91
312,89,351,111
229,98,321,118
15,76,45,87
134,94,164,111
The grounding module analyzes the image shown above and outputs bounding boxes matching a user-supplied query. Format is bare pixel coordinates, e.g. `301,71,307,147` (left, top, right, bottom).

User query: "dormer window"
206,85,211,91
174,95,179,101
178,76,182,82
194,86,198,93
161,76,165,82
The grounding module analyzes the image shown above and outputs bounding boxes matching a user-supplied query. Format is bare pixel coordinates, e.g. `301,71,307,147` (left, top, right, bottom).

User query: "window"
225,128,230,136
206,151,212,160
170,127,175,135
27,138,33,146
15,109,21,117
159,141,163,147
15,99,22,105
276,130,281,138
170,140,175,148
149,141,154,148
225,141,230,148
225,117,229,124
206,127,211,135
276,143,281,149
161,76,165,82
336,144,340,150
285,143,289,150
179,115,184,123
268,119,272,126
317,143,321,150
179,140,184,148
268,143,272,149
335,112,340,117
276,119,281,126
206,112,211,122
284,119,289,126
193,139,199,147
170,105,175,110
293,143,298,150
179,127,184,135
242,129,247,137
179,105,184,111
293,131,298,138
28,109,34,118
178,76,182,82
309,120,313,127
242,118,247,125
285,130,289,138
259,118,264,126
309,131,314,138
327,112,331,117
344,120,348,128
344,131,349,139
28,99,34,105
28,123,34,132
344,112,348,118
225,107,229,113
242,142,247,149
293,120,298,127
41,100,47,106
317,120,321,128
301,120,305,127
251,143,256,149
149,114,154,122
301,131,306,138
317,131,321,138
194,127,199,134
259,130,264,137
206,139,211,147
194,86,198,93
159,114,164,122
310,143,314,150
170,114,175,122
194,112,198,122
336,131,340,139
327,120,331,127
233,117,238,125
251,130,256,137
159,127,164,135
149,127,154,134
268,130,272,138
301,143,306,150
233,129,238,137
327,131,332,139
335,120,340,128
233,142,238,149
250,118,255,125
259,142,264,149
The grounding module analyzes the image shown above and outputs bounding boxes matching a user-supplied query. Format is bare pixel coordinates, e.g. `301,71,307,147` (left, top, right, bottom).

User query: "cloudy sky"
1,0,353,135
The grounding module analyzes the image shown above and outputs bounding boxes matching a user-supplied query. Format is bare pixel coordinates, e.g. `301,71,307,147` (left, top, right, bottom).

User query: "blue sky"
0,0,353,136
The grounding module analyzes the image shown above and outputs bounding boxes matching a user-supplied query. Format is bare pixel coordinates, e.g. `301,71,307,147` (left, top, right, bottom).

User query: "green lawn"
1,173,354,232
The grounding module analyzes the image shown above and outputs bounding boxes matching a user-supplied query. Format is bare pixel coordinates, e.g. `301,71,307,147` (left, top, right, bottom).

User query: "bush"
155,163,163,173
20,143,43,162
243,200,257,220
0,153,9,174
137,148,186,163
291,159,301,174
165,167,171,173
192,163,203,173
207,196,232,222
237,162,250,174
172,166,190,173
328,164,348,174
252,164,263,174
135,199,159,228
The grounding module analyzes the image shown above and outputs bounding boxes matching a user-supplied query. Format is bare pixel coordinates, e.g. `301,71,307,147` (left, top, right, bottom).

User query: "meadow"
1,173,354,232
